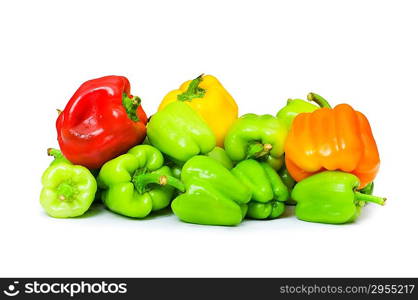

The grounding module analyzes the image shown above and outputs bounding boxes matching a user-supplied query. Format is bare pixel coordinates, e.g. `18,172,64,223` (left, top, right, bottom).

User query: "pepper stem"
307,92,332,108
177,74,206,101
122,93,141,122
246,142,272,159
133,173,185,194
47,148,63,159
354,191,386,206
56,182,75,201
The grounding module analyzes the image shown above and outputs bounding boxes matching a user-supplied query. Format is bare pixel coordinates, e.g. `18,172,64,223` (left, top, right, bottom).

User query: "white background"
0,0,417,277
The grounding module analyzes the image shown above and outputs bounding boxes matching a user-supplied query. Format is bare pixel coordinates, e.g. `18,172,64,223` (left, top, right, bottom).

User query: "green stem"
354,191,386,206
56,182,75,201
122,93,141,122
307,92,332,108
246,142,272,159
133,173,185,194
177,74,206,101
47,148,63,159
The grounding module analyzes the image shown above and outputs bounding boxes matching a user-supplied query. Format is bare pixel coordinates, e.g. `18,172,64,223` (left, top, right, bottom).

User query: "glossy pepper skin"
158,74,238,147
98,145,184,218
285,93,380,188
292,171,386,224
40,149,97,218
147,101,216,162
196,146,287,219
171,156,252,226
201,150,287,219
207,146,235,170
232,160,289,219
278,164,297,205
164,146,233,188
224,114,288,170
278,164,296,193
276,98,319,130
56,76,147,169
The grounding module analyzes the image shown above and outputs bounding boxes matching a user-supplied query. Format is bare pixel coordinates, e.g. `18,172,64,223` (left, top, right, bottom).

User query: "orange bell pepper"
284,94,380,188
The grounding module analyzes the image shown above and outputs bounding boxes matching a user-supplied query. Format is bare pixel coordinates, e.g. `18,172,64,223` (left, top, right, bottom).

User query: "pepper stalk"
177,74,206,101
132,173,185,194
246,142,273,160
307,92,332,108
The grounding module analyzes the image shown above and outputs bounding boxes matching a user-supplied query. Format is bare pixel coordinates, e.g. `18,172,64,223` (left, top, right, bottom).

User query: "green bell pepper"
167,161,182,180
98,145,185,218
206,146,234,170
171,156,252,226
292,171,386,224
166,146,233,177
276,92,331,129
231,159,289,219
279,164,296,192
359,182,374,195
40,148,97,218
224,113,288,170
147,101,216,162
278,164,297,205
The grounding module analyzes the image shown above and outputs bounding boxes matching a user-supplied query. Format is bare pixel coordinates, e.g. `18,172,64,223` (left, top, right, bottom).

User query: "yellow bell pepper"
158,74,238,146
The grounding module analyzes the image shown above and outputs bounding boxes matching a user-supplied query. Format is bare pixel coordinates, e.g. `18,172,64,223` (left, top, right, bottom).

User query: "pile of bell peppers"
40,75,386,225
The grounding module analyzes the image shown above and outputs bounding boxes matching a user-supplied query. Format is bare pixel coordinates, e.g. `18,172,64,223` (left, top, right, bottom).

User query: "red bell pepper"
56,75,147,169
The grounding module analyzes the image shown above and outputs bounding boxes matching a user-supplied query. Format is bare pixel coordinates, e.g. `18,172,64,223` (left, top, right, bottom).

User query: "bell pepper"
285,93,380,188
276,93,331,129
171,156,252,226
278,165,296,193
147,101,216,162
278,164,297,205
168,146,234,173
166,160,182,180
190,146,287,219
98,145,184,218
56,75,148,169
158,74,238,146
206,146,235,170
40,148,97,218
224,114,288,170
292,171,386,224
231,160,289,219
